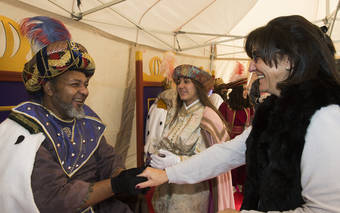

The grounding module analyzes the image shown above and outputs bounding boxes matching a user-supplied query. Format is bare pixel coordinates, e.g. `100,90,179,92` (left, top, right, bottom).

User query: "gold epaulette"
157,99,167,110
8,111,43,134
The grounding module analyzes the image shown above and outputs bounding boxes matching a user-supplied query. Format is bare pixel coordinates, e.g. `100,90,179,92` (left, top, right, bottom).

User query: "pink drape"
201,107,235,211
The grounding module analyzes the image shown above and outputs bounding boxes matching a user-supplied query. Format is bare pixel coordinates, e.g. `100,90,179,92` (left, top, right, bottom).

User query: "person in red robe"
215,78,254,210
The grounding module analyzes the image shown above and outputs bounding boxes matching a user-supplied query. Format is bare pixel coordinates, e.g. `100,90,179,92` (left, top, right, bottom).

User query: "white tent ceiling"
17,0,340,58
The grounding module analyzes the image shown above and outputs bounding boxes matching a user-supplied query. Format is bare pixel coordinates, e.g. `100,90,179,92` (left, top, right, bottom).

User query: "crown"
143,56,166,82
0,15,31,72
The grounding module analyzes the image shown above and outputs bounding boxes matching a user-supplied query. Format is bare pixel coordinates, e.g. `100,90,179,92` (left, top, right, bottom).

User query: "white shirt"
209,93,224,109
184,99,200,110
166,105,340,213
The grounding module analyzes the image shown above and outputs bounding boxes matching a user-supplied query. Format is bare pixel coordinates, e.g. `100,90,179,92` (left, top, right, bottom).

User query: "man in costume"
215,78,254,210
0,16,147,213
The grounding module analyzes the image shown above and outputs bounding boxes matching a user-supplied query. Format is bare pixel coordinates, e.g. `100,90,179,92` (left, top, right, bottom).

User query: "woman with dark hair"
138,15,340,213
144,64,235,212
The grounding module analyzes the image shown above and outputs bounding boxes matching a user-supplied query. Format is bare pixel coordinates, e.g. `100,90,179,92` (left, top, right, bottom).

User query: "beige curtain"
114,46,137,167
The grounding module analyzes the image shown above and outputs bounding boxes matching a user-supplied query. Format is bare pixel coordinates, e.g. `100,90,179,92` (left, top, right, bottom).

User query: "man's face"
50,71,90,119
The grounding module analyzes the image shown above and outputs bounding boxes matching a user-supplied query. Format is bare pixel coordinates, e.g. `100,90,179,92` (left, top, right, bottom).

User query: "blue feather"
20,16,71,51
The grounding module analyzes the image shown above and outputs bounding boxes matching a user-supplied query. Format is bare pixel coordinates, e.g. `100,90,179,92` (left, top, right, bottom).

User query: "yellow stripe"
0,106,14,111
136,51,143,61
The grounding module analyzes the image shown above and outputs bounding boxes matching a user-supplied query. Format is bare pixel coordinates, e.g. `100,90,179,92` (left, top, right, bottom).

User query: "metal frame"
47,0,339,58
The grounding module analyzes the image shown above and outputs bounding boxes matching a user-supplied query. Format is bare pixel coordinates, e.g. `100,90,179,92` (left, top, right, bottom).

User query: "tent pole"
329,0,340,36
176,31,243,39
81,0,126,17
180,37,243,52
135,50,144,167
209,44,216,76
103,6,176,50
217,50,247,57
47,0,72,15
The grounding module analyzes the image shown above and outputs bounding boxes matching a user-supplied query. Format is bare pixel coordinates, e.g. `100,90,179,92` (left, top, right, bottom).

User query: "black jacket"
241,78,340,211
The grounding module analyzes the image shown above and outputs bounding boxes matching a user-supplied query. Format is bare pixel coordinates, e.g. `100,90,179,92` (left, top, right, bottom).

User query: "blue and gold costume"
0,16,132,213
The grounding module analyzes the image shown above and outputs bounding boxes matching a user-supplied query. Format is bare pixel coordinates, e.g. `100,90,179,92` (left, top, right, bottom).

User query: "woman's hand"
150,149,180,169
136,167,168,188
218,208,239,213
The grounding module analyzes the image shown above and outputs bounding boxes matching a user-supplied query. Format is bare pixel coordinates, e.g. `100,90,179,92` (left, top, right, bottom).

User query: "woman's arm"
138,127,250,188
166,127,250,184
297,105,340,213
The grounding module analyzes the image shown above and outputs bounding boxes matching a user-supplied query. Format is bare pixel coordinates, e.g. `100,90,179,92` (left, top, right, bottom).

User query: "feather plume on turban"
20,16,95,94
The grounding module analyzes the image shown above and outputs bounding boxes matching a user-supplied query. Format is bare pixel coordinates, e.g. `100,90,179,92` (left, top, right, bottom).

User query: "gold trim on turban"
23,40,95,93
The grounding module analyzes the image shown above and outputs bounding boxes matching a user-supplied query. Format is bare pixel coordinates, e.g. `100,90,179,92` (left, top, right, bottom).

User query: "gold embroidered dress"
151,100,210,213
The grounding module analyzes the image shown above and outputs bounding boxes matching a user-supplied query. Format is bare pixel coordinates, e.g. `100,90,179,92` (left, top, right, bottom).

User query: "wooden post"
0,71,22,82
135,51,144,167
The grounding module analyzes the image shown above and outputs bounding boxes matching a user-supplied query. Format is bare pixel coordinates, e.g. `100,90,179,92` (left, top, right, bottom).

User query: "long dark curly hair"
227,85,253,111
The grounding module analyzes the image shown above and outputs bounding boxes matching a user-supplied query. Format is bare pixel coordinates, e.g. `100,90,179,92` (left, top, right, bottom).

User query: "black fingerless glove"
111,167,150,195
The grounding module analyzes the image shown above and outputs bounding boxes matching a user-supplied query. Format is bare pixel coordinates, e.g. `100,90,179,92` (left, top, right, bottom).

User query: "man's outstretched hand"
136,167,169,189
111,167,149,195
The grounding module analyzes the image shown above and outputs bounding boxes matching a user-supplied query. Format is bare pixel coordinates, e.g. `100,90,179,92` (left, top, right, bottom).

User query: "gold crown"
0,15,31,72
143,56,165,82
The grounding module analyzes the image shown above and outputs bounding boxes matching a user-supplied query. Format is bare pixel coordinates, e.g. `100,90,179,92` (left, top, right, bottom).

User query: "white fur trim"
0,119,45,213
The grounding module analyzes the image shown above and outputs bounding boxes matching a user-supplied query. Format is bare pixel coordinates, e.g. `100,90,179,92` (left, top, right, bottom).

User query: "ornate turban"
22,40,95,93
20,16,95,93
172,64,214,92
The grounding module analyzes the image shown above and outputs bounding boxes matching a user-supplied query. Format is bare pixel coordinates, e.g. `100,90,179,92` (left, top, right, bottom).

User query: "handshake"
111,167,149,195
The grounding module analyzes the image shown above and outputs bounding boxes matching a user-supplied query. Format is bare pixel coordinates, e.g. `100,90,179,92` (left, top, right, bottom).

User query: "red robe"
218,102,254,210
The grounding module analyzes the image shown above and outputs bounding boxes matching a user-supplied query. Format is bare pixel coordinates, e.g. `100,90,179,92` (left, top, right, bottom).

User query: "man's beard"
52,95,86,119
62,103,85,119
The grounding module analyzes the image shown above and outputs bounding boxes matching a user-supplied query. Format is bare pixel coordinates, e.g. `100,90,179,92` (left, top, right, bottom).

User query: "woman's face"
176,77,198,105
248,55,290,96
